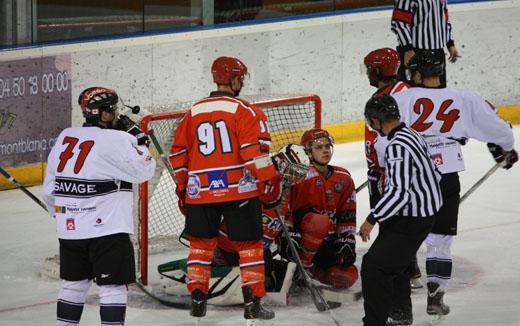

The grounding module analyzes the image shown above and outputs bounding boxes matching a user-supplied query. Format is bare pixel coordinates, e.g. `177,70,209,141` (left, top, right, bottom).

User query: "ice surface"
1,127,519,325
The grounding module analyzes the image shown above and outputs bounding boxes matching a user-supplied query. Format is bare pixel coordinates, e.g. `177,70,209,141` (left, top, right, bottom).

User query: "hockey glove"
487,143,518,169
335,235,356,268
118,115,150,146
175,188,187,216
259,174,283,208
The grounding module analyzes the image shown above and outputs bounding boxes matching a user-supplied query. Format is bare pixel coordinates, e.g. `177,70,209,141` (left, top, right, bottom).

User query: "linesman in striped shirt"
391,0,459,88
359,95,442,326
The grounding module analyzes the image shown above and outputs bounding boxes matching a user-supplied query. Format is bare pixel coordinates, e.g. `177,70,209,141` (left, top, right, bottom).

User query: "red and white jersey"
170,93,277,204
288,166,357,237
42,126,156,240
394,87,515,173
365,81,410,172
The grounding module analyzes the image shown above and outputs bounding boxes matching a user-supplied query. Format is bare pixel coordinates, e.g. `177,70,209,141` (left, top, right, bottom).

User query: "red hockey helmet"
364,48,400,78
78,86,119,120
300,128,334,151
211,56,248,85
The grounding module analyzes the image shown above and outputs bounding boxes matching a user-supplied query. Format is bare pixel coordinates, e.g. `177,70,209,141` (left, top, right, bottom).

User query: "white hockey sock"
57,279,92,326
99,284,128,325
426,234,453,289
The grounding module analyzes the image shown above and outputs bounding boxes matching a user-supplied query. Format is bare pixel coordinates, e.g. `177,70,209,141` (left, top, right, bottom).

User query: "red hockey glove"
175,188,186,216
259,174,283,208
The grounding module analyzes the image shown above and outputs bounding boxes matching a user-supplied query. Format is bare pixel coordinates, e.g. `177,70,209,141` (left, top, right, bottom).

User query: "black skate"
243,286,275,325
427,282,450,325
190,289,207,325
386,306,413,325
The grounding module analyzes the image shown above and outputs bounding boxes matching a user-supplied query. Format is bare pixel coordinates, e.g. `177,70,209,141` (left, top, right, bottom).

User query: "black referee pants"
361,215,435,326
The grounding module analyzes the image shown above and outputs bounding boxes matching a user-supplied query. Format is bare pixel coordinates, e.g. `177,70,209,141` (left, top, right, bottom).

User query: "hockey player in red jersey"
170,56,278,323
281,128,358,290
394,50,518,323
42,87,156,326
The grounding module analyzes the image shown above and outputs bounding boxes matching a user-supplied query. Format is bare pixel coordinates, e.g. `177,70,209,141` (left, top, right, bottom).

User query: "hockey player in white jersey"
42,87,156,326
392,50,517,323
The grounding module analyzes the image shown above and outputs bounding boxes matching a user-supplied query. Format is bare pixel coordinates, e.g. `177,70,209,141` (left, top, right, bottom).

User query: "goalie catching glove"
261,144,311,207
487,143,518,170
117,115,150,146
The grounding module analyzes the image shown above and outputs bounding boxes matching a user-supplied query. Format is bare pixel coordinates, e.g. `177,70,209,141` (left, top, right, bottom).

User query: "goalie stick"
0,166,48,212
273,201,343,326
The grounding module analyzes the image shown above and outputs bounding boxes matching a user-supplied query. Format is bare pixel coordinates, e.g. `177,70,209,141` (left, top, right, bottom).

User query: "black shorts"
59,233,136,286
431,172,460,235
185,197,263,241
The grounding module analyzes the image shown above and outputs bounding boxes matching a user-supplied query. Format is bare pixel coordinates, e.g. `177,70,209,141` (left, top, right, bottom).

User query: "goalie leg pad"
314,265,359,289
57,279,92,325
98,284,127,325
187,237,217,294
300,213,330,267
238,240,266,298
426,234,453,288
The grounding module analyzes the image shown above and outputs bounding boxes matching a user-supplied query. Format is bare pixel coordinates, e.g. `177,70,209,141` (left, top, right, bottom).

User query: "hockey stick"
459,162,501,204
273,204,342,326
0,165,48,212
134,281,192,309
355,180,368,193
147,129,178,184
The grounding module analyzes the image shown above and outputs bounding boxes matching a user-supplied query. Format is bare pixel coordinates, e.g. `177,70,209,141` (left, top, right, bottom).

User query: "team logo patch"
263,213,282,231
431,154,444,166
66,218,75,231
316,179,323,186
238,168,257,193
334,183,343,193
187,174,201,198
208,170,229,190
54,206,66,213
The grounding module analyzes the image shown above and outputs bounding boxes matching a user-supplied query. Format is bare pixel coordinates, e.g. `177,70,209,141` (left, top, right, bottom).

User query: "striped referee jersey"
391,0,455,50
370,123,442,223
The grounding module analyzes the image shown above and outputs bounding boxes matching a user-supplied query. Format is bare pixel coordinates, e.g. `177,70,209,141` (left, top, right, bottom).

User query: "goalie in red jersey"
262,129,358,290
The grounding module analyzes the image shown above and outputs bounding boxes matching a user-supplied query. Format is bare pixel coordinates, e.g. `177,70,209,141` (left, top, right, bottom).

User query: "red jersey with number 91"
170,94,277,204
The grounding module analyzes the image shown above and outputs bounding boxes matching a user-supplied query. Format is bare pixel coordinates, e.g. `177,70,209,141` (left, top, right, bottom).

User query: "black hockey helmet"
78,87,119,121
407,50,444,78
364,94,400,123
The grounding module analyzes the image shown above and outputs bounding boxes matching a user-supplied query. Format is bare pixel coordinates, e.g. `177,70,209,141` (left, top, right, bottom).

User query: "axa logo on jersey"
208,170,229,190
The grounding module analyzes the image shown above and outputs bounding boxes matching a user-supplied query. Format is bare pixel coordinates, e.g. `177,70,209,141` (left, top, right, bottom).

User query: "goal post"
137,94,321,285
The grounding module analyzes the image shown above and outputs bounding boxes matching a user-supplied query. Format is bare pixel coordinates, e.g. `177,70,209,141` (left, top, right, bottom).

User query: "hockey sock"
99,284,127,325
425,234,453,288
57,279,92,325
238,240,266,298
187,237,217,294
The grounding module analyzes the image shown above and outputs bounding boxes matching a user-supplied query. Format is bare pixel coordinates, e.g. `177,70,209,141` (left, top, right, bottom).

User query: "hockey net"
137,94,321,285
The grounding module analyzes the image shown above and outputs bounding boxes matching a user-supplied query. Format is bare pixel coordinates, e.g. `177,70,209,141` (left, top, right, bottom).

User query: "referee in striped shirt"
359,95,442,326
391,0,459,88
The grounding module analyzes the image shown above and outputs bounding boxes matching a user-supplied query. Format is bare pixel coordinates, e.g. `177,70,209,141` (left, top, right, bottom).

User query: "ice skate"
427,282,449,324
386,306,413,325
410,276,423,289
190,289,207,325
243,286,275,325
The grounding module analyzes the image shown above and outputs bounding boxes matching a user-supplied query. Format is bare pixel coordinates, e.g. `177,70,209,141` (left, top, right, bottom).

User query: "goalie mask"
78,87,120,122
273,144,311,185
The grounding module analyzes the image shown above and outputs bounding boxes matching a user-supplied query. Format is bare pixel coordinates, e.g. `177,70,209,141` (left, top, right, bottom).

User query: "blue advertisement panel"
0,55,72,167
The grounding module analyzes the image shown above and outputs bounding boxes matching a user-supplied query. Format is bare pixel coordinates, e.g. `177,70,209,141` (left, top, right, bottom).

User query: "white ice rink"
1,127,519,326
